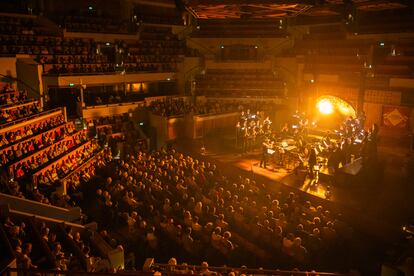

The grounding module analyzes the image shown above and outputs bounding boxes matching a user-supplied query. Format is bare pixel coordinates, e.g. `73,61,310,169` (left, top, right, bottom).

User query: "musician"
240,111,247,121
256,111,261,121
263,116,271,126
296,136,305,155
277,145,285,166
236,121,242,149
327,144,341,172
341,138,351,165
322,131,332,148
357,111,366,130
242,125,249,154
281,123,289,138
260,138,270,168
308,147,317,179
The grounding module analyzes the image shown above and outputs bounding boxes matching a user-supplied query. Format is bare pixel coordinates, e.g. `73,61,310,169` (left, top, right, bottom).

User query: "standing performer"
308,147,317,179
236,121,242,149
260,138,270,168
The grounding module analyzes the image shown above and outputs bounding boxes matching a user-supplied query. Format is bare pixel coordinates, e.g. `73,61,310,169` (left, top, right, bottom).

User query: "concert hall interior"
0,0,414,276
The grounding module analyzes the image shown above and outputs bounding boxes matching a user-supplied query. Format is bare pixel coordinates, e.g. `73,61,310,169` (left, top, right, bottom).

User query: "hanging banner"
382,105,410,128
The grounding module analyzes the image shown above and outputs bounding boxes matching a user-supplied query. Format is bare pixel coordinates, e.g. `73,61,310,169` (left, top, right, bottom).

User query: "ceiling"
183,0,409,19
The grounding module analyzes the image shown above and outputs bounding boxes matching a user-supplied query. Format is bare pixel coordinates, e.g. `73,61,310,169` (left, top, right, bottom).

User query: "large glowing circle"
317,100,333,115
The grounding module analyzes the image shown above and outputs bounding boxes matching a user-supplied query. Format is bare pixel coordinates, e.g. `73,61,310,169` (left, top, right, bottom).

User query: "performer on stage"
280,123,289,138
260,138,270,168
308,147,317,179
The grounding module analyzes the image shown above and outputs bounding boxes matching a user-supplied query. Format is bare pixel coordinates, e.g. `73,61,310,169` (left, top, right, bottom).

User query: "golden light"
317,99,333,115
316,96,356,117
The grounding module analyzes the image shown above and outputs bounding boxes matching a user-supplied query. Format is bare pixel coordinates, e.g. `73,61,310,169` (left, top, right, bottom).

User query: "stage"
175,132,363,209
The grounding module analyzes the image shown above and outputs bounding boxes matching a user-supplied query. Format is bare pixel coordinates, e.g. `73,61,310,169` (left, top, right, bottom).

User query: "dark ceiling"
183,0,409,19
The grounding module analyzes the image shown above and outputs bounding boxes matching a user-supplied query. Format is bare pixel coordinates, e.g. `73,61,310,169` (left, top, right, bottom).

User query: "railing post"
63,106,67,122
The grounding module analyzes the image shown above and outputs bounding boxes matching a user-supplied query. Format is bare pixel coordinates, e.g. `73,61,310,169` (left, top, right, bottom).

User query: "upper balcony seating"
0,100,42,125
0,111,65,150
9,129,88,180
195,69,285,97
0,122,75,168
52,15,138,34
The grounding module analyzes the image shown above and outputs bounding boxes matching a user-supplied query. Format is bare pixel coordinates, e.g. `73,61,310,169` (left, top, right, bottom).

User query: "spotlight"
317,100,333,115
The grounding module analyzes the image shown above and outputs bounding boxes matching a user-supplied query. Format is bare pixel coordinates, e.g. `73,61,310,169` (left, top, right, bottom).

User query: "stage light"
317,100,333,115
338,105,353,116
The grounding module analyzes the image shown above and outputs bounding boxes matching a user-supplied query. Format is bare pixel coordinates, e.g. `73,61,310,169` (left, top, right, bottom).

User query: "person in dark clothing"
308,147,317,179
260,139,270,168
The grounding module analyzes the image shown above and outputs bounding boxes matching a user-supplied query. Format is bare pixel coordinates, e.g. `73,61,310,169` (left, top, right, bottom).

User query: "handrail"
8,129,87,177
193,111,238,118
0,259,16,276
59,149,105,184
43,70,176,76
151,263,348,276
32,139,96,179
0,192,77,212
0,99,40,110
84,100,145,109
0,107,62,130
0,121,73,154
3,265,349,276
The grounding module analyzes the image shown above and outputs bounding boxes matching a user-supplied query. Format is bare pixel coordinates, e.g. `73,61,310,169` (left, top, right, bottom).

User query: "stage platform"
175,134,363,209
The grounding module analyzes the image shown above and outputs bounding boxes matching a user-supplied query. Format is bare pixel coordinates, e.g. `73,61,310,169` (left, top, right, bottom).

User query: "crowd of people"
84,89,144,106
195,69,286,97
0,16,186,76
0,113,65,149
73,144,354,272
0,36,97,56
2,214,104,272
0,89,28,106
36,54,109,65
147,98,280,118
147,98,193,117
0,94,372,274
10,129,88,180
124,62,177,73
235,109,273,154
0,123,76,167
44,63,118,75
54,15,138,34
35,140,100,187
0,101,41,124
0,16,39,36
